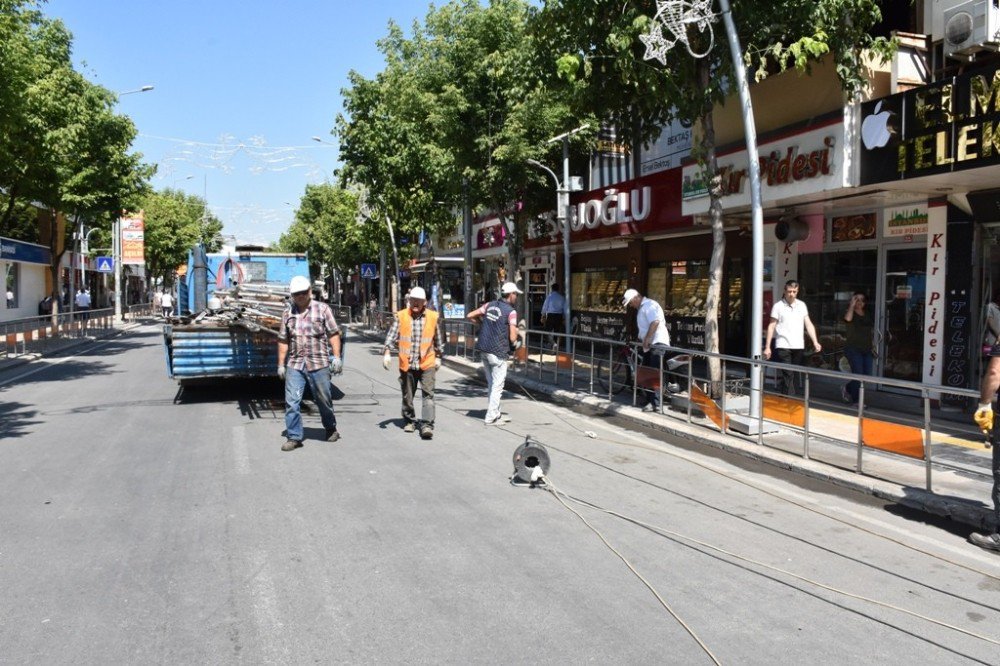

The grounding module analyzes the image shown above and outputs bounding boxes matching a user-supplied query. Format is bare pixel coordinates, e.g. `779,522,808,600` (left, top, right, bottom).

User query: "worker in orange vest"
382,286,442,439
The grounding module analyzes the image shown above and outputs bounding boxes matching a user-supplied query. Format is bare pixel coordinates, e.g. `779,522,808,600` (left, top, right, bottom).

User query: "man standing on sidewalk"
382,286,442,440
467,282,521,425
540,283,565,349
972,349,1000,552
278,275,343,452
763,279,822,396
623,288,672,412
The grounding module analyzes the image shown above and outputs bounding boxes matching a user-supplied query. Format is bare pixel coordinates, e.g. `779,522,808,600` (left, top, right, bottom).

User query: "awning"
409,257,465,273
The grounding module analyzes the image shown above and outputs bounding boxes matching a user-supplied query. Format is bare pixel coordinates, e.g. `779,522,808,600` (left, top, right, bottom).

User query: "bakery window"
570,267,627,312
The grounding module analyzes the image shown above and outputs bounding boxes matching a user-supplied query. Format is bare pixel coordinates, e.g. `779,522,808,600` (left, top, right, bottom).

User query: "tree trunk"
0,184,19,233
700,61,726,398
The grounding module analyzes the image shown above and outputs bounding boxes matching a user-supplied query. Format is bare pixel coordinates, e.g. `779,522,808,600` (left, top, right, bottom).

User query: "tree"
139,189,222,288
538,0,893,392
278,183,378,279
336,0,589,304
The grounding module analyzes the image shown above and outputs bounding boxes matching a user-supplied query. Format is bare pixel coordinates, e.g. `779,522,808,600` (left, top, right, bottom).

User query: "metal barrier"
126,302,155,321
1,308,118,358
436,320,985,493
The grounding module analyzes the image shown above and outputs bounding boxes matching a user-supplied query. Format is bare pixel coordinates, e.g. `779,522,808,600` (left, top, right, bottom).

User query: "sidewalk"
354,324,997,533
0,319,148,375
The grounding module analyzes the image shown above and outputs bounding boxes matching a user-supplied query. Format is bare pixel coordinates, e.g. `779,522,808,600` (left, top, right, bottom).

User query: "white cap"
409,286,427,301
501,282,523,295
289,275,311,294
622,288,640,307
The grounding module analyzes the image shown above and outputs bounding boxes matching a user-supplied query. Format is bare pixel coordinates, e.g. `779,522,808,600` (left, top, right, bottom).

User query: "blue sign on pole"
360,263,377,279
96,256,114,273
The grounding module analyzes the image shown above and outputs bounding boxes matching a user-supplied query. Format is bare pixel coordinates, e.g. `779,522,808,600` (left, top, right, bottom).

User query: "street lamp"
172,174,194,188
528,123,588,353
640,0,765,423
118,85,154,96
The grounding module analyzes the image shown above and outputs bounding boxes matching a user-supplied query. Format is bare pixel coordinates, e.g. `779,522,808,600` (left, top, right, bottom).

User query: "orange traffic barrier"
636,366,660,390
24,330,32,343
862,419,925,459
763,393,806,427
557,353,573,368
448,331,458,346
691,383,728,430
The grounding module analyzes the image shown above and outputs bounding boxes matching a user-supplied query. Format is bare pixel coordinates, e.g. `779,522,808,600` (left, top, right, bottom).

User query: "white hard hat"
289,275,311,294
409,286,427,301
501,282,523,295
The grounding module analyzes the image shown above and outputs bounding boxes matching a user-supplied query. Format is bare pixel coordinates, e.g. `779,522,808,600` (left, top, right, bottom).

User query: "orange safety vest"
397,307,438,371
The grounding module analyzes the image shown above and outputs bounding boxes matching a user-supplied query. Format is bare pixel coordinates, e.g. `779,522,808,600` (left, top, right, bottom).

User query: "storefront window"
570,267,627,312
798,249,878,368
667,260,709,317
4,262,18,309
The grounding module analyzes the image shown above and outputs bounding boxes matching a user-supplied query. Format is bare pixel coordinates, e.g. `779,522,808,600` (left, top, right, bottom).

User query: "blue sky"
42,0,429,246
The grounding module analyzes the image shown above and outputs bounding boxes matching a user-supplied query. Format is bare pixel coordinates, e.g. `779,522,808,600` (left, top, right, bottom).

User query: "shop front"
471,213,509,306
1,236,51,320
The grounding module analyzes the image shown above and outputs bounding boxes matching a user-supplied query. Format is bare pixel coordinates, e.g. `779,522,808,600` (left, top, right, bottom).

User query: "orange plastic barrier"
636,366,660,390
691,383,728,430
762,393,806,427
557,353,573,368
862,419,925,459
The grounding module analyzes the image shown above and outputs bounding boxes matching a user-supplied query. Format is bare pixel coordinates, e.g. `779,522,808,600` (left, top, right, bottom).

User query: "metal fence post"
803,371,810,458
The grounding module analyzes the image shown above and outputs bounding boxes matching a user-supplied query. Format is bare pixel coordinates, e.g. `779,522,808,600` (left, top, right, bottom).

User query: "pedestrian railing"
1,308,118,358
432,320,986,495
126,302,155,321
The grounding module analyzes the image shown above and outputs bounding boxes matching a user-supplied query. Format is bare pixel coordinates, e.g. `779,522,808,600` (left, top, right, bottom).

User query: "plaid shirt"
383,308,441,368
281,299,340,372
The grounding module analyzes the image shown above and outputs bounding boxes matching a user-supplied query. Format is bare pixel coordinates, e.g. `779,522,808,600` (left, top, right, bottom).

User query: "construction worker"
382,286,441,439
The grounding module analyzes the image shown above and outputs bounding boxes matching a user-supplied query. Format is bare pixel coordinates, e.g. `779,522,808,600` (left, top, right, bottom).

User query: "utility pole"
462,178,473,317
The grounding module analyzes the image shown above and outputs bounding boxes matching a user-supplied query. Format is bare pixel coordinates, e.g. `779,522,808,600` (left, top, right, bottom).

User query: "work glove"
383,352,392,371
277,366,286,380
330,356,343,375
435,357,442,370
974,402,994,434
510,338,523,353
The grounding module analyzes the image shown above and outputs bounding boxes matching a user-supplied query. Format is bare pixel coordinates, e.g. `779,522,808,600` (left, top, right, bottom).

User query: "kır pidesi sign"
121,214,145,265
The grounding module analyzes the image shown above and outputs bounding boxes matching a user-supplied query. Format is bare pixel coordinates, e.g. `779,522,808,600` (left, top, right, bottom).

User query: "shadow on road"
0,401,42,440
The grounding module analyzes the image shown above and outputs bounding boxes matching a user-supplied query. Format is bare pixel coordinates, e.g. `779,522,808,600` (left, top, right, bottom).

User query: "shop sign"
682,123,844,215
923,205,947,388
573,311,626,340
472,216,508,257
639,118,693,176
121,215,145,265
859,64,1000,185
831,212,877,243
570,186,652,231
883,204,928,237
0,236,50,265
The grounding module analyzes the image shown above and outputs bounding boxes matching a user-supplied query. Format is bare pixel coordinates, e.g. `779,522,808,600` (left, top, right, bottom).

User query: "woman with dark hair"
842,290,874,404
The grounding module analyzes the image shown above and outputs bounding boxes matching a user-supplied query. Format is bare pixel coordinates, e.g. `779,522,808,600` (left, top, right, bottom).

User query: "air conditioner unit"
940,0,1000,58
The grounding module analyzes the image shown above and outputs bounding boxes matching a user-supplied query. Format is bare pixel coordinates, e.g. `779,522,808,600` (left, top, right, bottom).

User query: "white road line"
248,550,289,661
233,426,251,475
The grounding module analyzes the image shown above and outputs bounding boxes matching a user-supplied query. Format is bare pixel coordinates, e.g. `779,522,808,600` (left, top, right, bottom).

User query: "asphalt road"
1,324,999,664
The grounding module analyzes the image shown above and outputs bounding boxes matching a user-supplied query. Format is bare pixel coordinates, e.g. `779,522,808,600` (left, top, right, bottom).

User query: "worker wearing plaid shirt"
278,276,342,451
382,286,441,439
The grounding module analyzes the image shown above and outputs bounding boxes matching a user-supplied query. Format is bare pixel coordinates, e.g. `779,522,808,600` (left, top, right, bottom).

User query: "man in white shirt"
623,288,671,412
763,279,822,396
74,288,91,319
160,291,174,319
540,283,566,348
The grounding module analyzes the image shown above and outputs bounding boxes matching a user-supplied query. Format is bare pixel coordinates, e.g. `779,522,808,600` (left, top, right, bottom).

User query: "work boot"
325,429,341,442
420,424,433,440
282,439,302,452
403,421,417,433
969,532,1000,552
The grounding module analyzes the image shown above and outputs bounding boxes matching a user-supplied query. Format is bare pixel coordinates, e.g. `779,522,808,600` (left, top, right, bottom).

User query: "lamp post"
118,85,154,96
529,124,587,353
641,0,764,421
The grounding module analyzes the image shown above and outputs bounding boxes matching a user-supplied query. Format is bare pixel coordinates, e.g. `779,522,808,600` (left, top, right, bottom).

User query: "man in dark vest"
382,286,441,439
467,281,521,425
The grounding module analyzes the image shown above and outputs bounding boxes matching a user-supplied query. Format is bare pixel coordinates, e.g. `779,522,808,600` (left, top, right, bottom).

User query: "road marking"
248,549,289,660
233,427,250,475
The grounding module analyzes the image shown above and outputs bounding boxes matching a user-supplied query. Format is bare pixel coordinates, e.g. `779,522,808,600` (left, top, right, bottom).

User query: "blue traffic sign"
96,256,114,273
360,263,377,279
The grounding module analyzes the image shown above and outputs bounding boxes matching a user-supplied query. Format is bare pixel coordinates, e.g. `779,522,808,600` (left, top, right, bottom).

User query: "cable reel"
510,436,550,487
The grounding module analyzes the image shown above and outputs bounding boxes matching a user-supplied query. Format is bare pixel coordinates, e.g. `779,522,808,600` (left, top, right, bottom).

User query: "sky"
41,0,430,247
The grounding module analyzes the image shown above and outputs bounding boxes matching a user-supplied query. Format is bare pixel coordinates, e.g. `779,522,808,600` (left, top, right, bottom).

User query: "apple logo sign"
861,101,893,150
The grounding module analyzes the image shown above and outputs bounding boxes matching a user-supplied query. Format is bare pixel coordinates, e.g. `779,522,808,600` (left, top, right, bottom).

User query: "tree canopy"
138,188,223,287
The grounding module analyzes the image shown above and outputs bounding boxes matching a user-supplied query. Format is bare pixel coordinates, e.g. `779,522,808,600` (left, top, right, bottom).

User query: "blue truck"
164,245,310,383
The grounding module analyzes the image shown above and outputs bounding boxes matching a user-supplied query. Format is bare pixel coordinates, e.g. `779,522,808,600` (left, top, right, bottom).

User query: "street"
1,324,999,664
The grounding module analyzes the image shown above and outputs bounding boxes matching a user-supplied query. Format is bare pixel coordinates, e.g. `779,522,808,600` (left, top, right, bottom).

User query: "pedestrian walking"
972,347,1000,553
278,275,343,451
160,290,174,319
841,290,874,404
540,283,566,349
382,286,442,439
74,288,91,320
623,288,672,412
763,279,822,396
467,281,522,425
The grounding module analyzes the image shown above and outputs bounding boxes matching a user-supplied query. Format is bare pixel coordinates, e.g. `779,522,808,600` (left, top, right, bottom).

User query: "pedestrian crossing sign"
96,256,114,273
360,263,377,279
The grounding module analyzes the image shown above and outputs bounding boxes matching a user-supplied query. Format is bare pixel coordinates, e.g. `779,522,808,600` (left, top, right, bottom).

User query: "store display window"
570,267,627,312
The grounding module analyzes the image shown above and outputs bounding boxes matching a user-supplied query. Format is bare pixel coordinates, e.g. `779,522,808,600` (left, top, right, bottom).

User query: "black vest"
475,300,515,359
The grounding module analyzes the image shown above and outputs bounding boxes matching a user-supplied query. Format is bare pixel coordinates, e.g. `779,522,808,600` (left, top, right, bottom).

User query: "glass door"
878,247,926,383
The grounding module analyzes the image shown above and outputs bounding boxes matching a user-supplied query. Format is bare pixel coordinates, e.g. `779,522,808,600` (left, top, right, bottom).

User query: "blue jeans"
284,366,337,442
843,346,873,403
481,353,508,423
